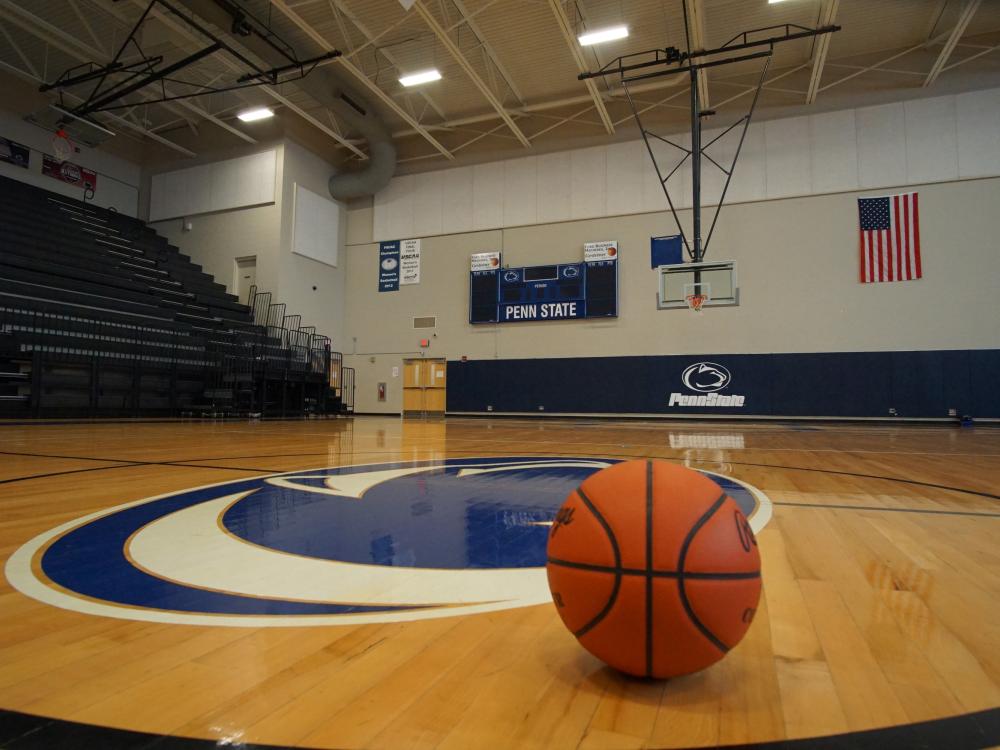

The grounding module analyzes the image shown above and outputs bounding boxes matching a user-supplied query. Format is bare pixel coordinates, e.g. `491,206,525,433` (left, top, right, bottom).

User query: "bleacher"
0,174,354,418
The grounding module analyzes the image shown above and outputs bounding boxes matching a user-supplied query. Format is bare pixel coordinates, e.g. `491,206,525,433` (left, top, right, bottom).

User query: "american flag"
858,192,922,283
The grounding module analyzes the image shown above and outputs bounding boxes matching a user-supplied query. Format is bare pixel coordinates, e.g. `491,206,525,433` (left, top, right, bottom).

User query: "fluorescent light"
578,25,628,46
399,69,442,87
237,107,274,122
768,0,792,3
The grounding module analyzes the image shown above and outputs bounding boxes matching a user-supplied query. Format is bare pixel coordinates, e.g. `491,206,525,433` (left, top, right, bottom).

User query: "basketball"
546,460,762,678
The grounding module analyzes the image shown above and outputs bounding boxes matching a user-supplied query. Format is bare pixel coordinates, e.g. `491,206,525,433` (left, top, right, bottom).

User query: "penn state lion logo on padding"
5,458,771,627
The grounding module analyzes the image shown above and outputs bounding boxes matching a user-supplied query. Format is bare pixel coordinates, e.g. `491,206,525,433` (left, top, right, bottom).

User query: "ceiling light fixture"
399,69,442,87
237,107,274,122
578,25,629,46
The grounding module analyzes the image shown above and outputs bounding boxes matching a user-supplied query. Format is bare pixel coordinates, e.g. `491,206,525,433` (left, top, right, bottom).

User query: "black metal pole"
690,66,702,264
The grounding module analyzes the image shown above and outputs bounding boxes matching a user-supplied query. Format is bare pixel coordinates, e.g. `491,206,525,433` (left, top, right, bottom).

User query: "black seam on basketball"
645,459,654,678
547,558,761,580
571,486,622,639
677,492,733,654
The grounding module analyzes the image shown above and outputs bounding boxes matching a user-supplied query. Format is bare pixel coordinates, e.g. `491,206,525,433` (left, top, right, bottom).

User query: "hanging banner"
0,136,29,169
378,241,400,292
471,251,501,271
42,155,97,192
400,238,421,285
584,240,618,262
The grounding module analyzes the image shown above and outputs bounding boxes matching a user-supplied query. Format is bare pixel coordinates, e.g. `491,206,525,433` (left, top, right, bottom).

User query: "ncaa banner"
400,238,420,285
0,136,29,169
42,154,97,191
378,241,400,292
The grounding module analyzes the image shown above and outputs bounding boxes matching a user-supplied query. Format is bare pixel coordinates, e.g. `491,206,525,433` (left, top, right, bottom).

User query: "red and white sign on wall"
42,155,97,192
584,240,618,262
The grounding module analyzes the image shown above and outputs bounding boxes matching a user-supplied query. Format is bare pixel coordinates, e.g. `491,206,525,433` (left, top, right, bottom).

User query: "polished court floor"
0,416,998,748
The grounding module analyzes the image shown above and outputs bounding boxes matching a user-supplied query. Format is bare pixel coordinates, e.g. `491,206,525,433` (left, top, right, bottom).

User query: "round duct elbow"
328,136,396,201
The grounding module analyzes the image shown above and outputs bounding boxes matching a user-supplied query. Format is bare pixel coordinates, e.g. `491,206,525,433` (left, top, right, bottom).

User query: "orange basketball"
546,459,762,678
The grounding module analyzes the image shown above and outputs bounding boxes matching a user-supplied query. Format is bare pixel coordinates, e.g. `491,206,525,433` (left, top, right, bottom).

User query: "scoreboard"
469,259,618,324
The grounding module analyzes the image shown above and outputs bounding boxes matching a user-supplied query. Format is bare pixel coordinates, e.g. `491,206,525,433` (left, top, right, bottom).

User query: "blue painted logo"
5,457,770,627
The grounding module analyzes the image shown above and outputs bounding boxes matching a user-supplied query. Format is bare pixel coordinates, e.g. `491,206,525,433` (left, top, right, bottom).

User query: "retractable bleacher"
0,175,349,418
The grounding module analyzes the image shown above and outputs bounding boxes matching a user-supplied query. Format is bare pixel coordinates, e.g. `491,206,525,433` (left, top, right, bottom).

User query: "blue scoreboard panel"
469,260,618,324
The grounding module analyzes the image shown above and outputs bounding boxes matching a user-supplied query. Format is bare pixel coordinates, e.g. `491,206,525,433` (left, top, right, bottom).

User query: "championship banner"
0,136,29,169
400,239,421,285
584,240,618,262
471,251,501,271
378,241,400,292
42,155,97,191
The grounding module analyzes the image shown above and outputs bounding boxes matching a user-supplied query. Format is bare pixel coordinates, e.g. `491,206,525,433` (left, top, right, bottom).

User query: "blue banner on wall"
651,234,683,268
378,241,400,292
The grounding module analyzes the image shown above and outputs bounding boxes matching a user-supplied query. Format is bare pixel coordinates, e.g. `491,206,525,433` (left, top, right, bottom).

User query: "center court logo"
670,362,746,408
5,457,770,627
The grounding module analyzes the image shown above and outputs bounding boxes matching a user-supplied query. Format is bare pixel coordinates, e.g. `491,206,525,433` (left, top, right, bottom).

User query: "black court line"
0,462,283,486
1,705,995,749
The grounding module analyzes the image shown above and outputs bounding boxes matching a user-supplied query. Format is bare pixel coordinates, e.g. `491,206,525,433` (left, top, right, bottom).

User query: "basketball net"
685,293,708,313
52,129,75,162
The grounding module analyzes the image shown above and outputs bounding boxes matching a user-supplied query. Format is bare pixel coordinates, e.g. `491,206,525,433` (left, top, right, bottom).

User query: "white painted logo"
682,362,731,392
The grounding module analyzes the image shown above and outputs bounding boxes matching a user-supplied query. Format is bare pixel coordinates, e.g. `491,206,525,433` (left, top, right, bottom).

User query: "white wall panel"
503,156,537,227
412,170,444,237
856,103,907,189
369,87,1000,239
374,174,415,241
809,109,858,194
765,116,812,198
905,96,958,184
472,161,504,230
957,88,1000,178
606,140,644,216
441,165,474,234
536,151,572,223
570,146,607,219
292,183,341,267
149,149,276,221
728,122,766,204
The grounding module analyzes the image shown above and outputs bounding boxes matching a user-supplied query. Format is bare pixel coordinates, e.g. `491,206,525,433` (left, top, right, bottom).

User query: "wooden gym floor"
0,416,998,749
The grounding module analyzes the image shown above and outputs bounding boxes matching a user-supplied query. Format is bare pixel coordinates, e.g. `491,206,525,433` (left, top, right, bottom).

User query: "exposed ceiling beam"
0,57,195,157
2,0,256,145
0,19,40,78
684,0,711,108
268,0,454,159
413,0,532,147
941,39,1000,72
124,0,368,159
450,0,525,105
328,0,447,121
806,0,839,103
924,0,981,86
547,0,614,134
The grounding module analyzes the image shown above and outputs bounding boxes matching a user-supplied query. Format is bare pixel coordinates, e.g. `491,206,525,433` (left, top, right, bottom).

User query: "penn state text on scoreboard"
469,248,618,324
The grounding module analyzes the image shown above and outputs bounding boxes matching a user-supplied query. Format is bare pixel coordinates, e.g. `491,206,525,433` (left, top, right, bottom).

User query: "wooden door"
403,358,446,416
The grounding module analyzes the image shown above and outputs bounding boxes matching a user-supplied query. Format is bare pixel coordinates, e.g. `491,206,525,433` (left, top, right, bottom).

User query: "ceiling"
0,0,998,174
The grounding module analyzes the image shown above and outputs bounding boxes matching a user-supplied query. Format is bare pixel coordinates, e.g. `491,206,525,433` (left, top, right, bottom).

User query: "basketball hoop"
52,128,75,161
685,293,709,313
683,282,711,313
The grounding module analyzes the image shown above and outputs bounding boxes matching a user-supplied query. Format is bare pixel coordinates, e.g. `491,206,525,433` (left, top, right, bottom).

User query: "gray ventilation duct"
174,1,396,199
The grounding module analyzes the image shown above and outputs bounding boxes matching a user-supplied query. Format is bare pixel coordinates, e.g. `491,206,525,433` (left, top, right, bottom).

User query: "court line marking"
773,501,1000,518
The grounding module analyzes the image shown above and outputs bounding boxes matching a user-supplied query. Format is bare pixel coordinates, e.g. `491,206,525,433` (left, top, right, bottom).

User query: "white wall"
0,108,140,215
149,140,347,348
278,140,347,348
372,87,1000,241
149,150,277,221
150,144,284,306
344,175,1000,414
